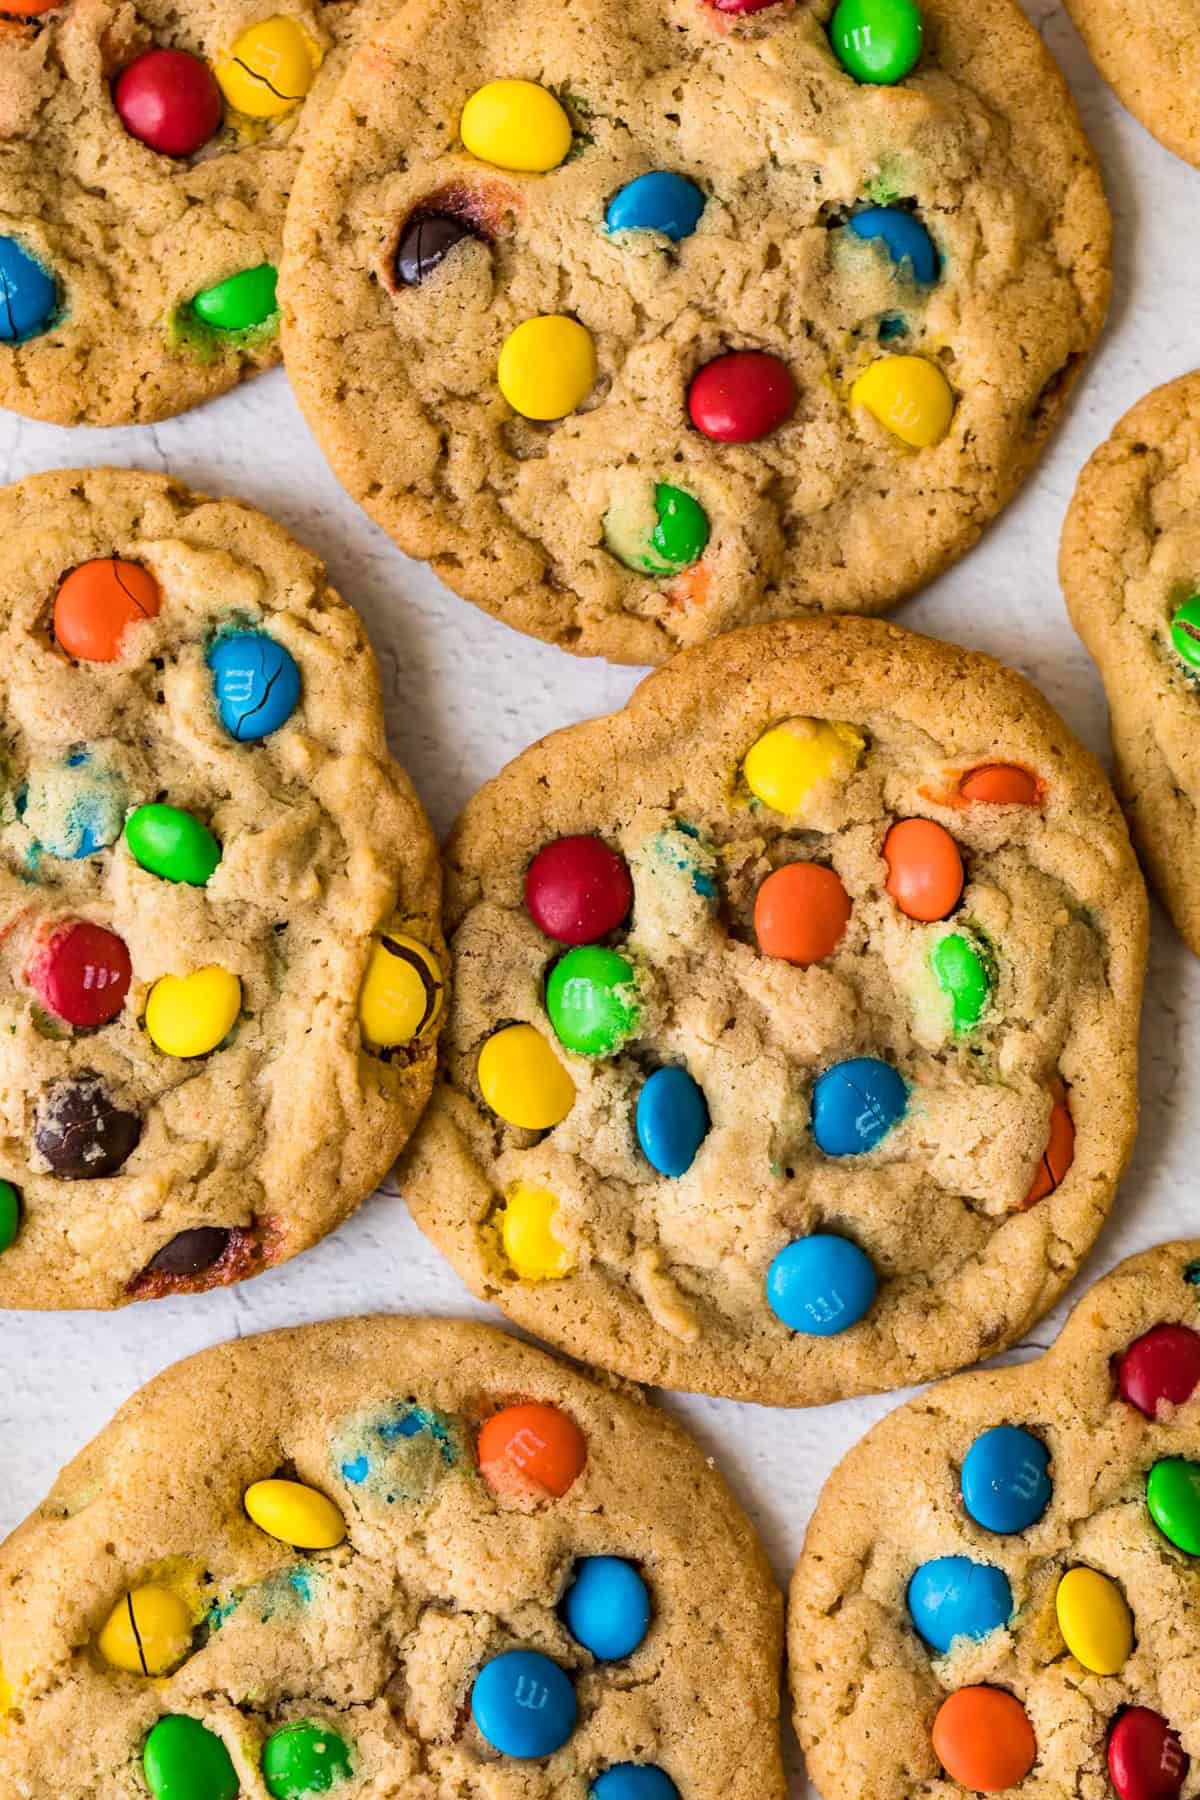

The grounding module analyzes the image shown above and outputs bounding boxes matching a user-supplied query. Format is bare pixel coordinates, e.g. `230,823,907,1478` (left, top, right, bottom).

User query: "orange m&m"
932,1687,1037,1792
883,817,963,922
477,1401,586,1500
754,863,851,966
3,0,60,13
54,558,161,662
959,764,1041,806
1024,1095,1075,1207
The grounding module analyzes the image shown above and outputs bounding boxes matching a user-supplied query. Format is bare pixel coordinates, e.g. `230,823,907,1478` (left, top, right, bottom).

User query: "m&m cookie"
401,618,1146,1404
0,0,392,425
1060,0,1199,166
281,0,1109,661
791,1242,1200,1799
0,1317,785,1799
1062,371,1200,958
0,468,442,1308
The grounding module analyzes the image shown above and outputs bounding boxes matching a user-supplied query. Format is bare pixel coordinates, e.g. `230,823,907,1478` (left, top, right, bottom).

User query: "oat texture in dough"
0,466,443,1309
401,618,1147,1406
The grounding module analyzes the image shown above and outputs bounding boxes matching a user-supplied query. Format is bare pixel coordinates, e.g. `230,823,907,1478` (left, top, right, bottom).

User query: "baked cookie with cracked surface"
0,0,392,425
1062,372,1200,958
0,466,442,1309
790,1240,1200,1800
401,618,1146,1405
0,1314,785,1800
280,0,1110,663
1061,0,1200,168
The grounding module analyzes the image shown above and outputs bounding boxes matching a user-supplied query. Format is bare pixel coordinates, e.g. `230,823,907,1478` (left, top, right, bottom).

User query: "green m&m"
191,264,279,333
931,932,991,1035
604,483,710,575
143,1716,239,1800
0,1180,19,1253
829,0,923,82
263,1722,353,1796
1170,594,1200,670
546,945,640,1056
125,804,221,885
1147,1457,1200,1554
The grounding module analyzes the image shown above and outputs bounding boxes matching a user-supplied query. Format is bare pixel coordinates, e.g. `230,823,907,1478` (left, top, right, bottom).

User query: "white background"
1,6,1196,1787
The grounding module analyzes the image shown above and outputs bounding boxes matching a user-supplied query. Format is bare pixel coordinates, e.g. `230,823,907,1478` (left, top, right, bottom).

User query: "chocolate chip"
146,1226,232,1276
35,1074,141,1179
395,212,482,287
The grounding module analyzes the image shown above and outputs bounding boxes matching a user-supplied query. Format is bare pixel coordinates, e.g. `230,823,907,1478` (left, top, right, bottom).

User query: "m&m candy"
906,1556,1013,1653
829,0,923,82
125,803,221,885
0,236,57,342
145,967,241,1057
99,1585,192,1674
688,351,795,443
606,172,706,241
471,1648,577,1757
35,1074,141,1178
1169,595,1200,670
562,1556,651,1660
604,483,710,575
1024,1095,1075,1206
931,1687,1036,1791
960,1424,1052,1533
460,80,572,172
262,1723,353,1798
0,1181,20,1254
636,1066,709,1176
55,558,161,662
191,265,278,332
931,931,991,1034
958,763,1041,806
1054,1567,1132,1675
852,355,953,448
215,18,320,118
209,632,300,739
244,1478,346,1549
883,817,963,921
477,1400,586,1499
498,316,597,420
846,207,938,284
742,718,864,813
28,920,131,1028
766,1234,877,1334
1146,1457,1200,1554
1107,1708,1189,1800
396,213,483,286
499,1182,575,1279
358,935,444,1047
1118,1323,1200,1418
478,1024,575,1129
811,1057,907,1155
754,862,851,965
113,49,223,157
592,1768,680,1800
525,836,633,944
144,1716,239,1800
22,749,126,859
546,946,639,1056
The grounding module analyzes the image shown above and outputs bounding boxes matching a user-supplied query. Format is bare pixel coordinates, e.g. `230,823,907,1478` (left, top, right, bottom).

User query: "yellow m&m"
460,79,572,172
359,935,444,1047
1054,1567,1133,1675
145,967,241,1057
498,316,597,421
500,1181,575,1279
742,718,865,815
478,1024,575,1130
851,354,954,448
244,1478,346,1549
215,17,321,118
98,1584,192,1675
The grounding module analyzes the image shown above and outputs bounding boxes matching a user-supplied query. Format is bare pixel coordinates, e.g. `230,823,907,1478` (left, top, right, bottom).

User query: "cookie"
279,0,1110,663
400,618,1147,1406
0,0,393,426
1061,0,1200,168
1061,372,1200,957
0,467,443,1309
0,1314,785,1800
789,1240,1200,1800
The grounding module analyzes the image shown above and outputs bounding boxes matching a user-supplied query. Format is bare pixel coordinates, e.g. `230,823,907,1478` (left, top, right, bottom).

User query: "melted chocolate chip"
35,1074,141,1179
395,212,482,287
146,1226,232,1276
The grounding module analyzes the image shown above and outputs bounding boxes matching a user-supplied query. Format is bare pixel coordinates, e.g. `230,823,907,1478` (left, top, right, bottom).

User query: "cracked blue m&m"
847,207,938,284
0,236,57,342
811,1056,907,1155
765,1234,877,1335
961,1425,1052,1534
606,172,706,242
636,1066,709,1177
562,1556,651,1661
907,1556,1013,1653
209,632,300,741
592,1769,680,1800
471,1649,577,1758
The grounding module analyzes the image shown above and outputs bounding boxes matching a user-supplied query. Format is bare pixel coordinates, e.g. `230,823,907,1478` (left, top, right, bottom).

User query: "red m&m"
688,351,795,443
1024,1095,1075,1207
1108,1708,1189,1800
1118,1324,1200,1419
883,817,963,921
711,0,781,10
28,921,131,1028
113,50,224,158
525,836,632,944
54,559,161,663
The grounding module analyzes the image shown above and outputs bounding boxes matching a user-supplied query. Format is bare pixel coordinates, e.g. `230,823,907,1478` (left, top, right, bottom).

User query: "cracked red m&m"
28,920,131,1028
688,351,795,443
113,50,223,158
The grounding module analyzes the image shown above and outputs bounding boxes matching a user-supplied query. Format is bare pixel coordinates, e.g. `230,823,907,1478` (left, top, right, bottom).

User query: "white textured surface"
1,9,1197,1788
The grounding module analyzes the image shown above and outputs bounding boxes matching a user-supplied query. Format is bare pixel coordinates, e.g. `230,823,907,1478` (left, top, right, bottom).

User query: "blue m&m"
562,1556,651,1661
471,1649,576,1758
606,172,706,242
593,1769,680,1800
636,1066,709,1176
209,633,301,741
0,236,57,342
765,1234,877,1335
847,207,938,285
811,1056,907,1155
906,1556,1013,1653
961,1426,1052,1534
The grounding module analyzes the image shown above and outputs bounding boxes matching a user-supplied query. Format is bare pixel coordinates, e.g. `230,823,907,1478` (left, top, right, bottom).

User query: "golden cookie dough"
1062,0,1200,167
401,617,1147,1406
790,1241,1200,1800
0,1315,786,1800
281,0,1110,663
0,467,442,1309
1062,371,1200,956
